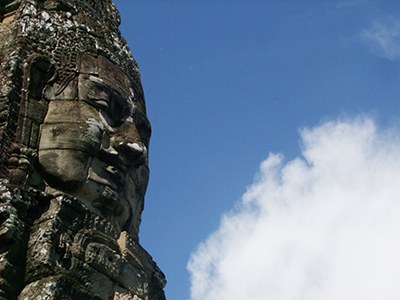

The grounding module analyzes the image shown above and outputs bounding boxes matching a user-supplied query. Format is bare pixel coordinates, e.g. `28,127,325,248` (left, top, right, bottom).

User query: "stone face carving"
0,1,165,299
36,53,151,236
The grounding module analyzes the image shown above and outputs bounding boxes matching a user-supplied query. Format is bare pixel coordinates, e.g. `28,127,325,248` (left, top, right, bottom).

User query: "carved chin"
93,185,119,211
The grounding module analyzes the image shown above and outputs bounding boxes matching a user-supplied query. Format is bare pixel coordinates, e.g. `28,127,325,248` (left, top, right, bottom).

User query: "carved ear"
8,56,57,186
25,55,57,100
17,55,57,147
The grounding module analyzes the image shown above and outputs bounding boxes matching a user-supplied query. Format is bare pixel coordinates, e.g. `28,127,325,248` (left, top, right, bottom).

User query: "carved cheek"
38,120,104,190
39,122,102,156
38,149,91,190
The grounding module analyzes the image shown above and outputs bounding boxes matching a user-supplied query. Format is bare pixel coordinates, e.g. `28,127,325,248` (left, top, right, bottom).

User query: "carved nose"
114,140,148,167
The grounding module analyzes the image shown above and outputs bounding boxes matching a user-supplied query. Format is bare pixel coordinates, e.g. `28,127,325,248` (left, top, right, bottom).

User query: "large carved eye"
108,92,133,127
86,76,133,127
86,84,110,111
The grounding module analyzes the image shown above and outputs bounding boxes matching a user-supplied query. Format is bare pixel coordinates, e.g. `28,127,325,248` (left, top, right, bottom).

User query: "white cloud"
188,116,400,300
361,20,400,60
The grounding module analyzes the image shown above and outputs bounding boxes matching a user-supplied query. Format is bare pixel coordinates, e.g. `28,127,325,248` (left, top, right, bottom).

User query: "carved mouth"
105,165,125,186
88,166,125,213
87,164,125,191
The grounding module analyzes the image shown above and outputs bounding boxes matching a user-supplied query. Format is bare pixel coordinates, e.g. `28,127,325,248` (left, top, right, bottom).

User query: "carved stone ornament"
0,1,166,299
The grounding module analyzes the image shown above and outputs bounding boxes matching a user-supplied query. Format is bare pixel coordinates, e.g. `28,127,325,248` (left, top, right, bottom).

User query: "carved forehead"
80,54,132,96
45,53,146,114
77,54,148,122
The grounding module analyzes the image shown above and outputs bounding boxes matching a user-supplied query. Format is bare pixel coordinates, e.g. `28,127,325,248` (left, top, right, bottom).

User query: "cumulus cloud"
361,20,400,60
188,117,400,300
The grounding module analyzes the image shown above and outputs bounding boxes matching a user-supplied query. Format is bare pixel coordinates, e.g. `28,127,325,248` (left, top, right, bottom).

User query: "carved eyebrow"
89,76,128,100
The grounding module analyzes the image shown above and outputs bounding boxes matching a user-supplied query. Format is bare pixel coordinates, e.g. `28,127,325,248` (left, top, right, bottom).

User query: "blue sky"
113,1,400,299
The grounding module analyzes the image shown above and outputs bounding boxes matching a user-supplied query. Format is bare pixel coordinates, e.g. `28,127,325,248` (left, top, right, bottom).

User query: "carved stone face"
37,54,151,234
